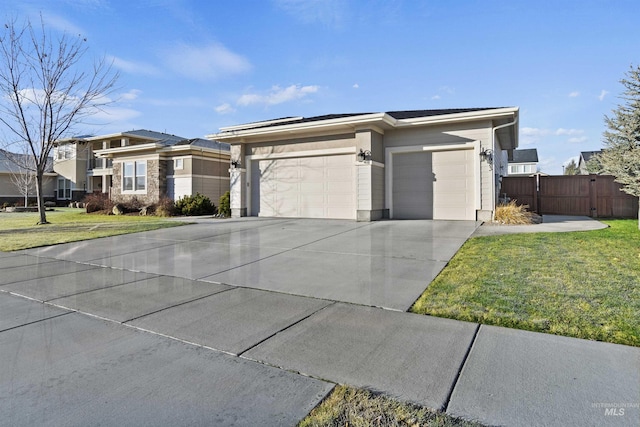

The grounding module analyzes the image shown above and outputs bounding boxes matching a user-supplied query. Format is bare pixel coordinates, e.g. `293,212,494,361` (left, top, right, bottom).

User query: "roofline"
94,142,164,157
208,107,519,141
57,131,180,144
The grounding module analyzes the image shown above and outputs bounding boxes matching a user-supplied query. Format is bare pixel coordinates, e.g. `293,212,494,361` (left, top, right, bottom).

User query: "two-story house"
53,130,230,205
507,149,538,176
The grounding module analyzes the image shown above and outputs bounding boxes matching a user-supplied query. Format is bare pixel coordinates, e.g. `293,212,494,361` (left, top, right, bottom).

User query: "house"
207,107,519,221
0,149,56,205
53,130,230,205
578,150,601,174
507,148,538,176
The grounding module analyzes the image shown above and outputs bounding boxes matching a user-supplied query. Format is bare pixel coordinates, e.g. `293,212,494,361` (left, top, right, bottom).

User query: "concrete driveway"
3,218,638,426
22,217,480,311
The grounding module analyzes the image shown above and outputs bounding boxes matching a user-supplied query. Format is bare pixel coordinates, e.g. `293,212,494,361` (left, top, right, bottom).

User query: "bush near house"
83,193,115,214
175,193,216,216
218,191,230,217
155,196,176,217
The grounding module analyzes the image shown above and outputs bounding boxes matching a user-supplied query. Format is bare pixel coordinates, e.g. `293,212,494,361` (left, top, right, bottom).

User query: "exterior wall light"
231,159,241,168
480,148,493,163
357,149,372,162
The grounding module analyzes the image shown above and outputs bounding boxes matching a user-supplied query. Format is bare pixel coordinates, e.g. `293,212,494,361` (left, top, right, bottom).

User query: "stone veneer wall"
110,159,163,205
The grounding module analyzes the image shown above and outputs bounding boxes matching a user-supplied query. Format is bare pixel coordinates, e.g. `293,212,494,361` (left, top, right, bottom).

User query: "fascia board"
158,145,230,155
94,143,163,157
395,107,519,127
210,113,395,141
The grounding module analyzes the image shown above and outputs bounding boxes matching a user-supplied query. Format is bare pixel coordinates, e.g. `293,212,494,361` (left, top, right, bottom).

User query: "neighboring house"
507,148,538,176
208,107,519,221
0,149,56,205
53,130,230,205
578,150,601,174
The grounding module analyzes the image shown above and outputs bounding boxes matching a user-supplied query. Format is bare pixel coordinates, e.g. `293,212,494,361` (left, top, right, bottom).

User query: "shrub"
494,200,539,224
83,193,114,214
175,193,215,216
155,196,176,217
218,191,231,217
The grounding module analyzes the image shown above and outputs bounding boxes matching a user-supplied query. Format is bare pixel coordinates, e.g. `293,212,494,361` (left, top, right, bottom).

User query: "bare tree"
0,16,118,224
6,150,37,206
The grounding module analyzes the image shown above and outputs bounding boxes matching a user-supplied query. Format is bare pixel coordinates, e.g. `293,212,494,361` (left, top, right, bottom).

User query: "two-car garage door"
248,148,475,220
250,154,356,219
392,149,475,220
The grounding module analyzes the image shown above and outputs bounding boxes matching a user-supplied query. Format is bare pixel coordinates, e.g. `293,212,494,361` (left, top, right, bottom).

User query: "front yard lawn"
0,208,184,251
411,219,640,347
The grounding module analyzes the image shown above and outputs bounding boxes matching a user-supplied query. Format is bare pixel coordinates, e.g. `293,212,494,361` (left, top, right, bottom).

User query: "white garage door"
167,176,192,201
251,155,355,219
392,149,475,220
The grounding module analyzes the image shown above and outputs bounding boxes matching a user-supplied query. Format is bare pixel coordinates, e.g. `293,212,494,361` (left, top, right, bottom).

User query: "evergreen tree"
563,159,580,175
596,65,640,228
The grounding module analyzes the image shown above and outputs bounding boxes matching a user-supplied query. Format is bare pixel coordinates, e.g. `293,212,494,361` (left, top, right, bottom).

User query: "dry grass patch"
299,385,483,427
493,200,539,224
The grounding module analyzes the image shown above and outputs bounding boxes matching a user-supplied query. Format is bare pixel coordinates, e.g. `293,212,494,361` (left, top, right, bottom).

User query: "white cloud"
236,84,319,106
431,95,441,100
521,127,549,137
569,91,580,97
352,83,359,89
555,128,584,136
568,136,588,143
275,0,347,28
163,42,251,81
41,12,86,36
215,103,236,114
108,56,162,77
120,89,142,101
598,90,609,101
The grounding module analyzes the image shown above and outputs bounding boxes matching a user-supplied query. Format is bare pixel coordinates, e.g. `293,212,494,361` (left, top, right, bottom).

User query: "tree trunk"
36,171,48,224
638,197,639,230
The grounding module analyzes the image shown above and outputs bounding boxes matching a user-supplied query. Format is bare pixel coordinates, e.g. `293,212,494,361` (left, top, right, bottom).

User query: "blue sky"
2,0,638,174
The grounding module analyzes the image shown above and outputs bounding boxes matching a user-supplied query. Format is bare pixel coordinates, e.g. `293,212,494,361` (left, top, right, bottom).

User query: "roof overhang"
208,107,519,145
94,143,164,158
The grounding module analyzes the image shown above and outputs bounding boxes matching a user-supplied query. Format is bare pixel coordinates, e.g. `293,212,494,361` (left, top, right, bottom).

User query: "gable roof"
510,149,538,163
580,150,601,162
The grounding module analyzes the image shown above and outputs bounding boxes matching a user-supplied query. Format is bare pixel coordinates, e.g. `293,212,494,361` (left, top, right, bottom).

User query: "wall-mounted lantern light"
356,149,372,162
479,148,493,163
231,159,241,169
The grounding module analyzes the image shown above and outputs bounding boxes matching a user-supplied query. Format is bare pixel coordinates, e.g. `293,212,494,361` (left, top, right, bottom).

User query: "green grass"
411,219,640,346
0,208,185,251
299,385,483,427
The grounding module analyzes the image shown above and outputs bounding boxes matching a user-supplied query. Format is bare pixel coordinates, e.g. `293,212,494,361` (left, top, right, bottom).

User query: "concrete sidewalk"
472,214,609,236
2,218,638,426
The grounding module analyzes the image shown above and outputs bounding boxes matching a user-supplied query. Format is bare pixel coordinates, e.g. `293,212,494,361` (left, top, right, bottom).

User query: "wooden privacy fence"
500,175,638,218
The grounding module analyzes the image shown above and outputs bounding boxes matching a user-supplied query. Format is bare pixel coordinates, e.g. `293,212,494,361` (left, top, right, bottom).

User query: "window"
123,161,146,192
54,144,75,161
57,178,72,199
174,158,183,170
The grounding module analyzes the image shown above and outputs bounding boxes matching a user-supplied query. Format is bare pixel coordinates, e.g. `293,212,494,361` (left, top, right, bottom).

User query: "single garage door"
392,149,475,220
251,154,356,219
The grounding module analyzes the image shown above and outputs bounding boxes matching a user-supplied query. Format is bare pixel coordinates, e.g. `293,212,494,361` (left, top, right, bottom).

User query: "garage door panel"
393,149,474,220
253,154,355,219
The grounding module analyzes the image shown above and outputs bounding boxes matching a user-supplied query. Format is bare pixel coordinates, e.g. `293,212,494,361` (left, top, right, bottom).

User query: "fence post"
589,175,597,218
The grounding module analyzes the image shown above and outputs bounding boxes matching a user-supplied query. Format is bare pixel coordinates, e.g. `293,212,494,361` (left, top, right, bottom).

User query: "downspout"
491,115,518,221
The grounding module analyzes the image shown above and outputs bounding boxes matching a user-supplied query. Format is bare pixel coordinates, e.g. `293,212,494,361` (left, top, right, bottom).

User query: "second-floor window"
123,161,146,192
54,144,75,161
